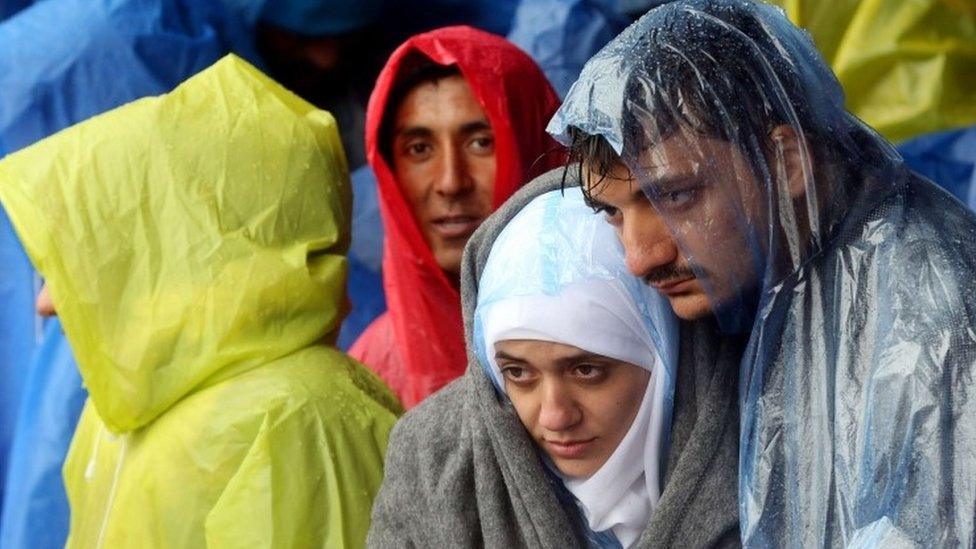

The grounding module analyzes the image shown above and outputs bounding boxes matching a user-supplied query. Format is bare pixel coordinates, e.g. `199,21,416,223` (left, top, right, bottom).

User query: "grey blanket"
367,167,743,548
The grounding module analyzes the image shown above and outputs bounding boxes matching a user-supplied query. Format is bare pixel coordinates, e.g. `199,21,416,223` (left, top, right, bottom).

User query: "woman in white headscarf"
369,174,692,548
475,186,678,548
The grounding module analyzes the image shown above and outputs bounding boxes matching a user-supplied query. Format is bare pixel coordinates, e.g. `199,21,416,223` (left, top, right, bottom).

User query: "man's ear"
768,124,812,200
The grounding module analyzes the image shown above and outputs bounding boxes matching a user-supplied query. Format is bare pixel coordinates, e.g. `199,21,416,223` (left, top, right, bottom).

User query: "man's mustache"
643,264,700,285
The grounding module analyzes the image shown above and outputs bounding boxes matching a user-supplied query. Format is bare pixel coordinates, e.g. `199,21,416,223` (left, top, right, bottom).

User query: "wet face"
391,75,496,277
586,131,765,320
494,339,650,479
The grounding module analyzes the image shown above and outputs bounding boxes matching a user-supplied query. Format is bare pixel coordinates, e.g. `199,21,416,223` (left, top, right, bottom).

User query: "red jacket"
350,26,562,408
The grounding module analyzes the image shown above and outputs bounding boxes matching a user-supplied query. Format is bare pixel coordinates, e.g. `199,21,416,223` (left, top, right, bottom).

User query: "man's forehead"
392,75,490,136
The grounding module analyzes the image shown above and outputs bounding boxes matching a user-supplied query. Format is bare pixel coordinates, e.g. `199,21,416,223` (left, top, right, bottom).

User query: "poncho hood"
361,25,563,407
0,55,351,433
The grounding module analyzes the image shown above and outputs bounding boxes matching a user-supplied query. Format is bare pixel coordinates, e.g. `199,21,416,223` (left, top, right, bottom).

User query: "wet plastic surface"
549,0,976,545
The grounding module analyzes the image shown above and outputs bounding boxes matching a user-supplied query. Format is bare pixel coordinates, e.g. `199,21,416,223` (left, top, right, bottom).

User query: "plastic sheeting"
549,0,976,545
899,125,976,211
0,320,84,549
262,0,387,35
507,0,629,98
337,165,387,350
0,203,37,526
0,1,260,545
0,0,29,20
0,54,400,546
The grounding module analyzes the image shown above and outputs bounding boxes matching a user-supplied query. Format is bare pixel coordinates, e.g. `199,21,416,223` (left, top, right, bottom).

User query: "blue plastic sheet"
380,0,520,38
0,207,38,526
0,0,30,20
261,0,387,35
898,125,976,211
0,1,258,546
338,165,386,350
507,0,629,98
0,320,84,549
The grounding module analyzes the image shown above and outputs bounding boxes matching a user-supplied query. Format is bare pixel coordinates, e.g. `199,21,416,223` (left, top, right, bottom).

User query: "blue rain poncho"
548,0,976,545
899,125,976,211
507,0,629,98
0,0,31,20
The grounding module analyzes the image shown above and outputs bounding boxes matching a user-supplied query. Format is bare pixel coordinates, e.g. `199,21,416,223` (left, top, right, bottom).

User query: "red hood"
362,26,563,407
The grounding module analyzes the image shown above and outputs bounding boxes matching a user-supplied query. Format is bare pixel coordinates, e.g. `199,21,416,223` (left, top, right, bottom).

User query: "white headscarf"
475,189,676,548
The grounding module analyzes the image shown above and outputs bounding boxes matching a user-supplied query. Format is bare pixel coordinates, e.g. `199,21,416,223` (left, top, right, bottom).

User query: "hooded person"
368,181,688,548
0,55,401,547
349,26,563,408
546,0,976,545
0,2,261,544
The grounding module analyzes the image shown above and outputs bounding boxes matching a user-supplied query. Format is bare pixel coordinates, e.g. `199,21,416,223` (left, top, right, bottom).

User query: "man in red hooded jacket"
349,26,563,408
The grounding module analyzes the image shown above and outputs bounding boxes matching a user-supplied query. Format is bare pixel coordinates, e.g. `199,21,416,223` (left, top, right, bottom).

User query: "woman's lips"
430,216,482,239
543,437,597,459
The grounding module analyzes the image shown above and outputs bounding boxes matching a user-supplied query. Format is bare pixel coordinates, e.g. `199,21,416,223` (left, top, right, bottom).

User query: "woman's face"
494,339,651,478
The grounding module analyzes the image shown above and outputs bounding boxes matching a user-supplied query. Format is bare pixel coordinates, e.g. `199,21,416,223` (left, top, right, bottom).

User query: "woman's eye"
573,364,604,380
501,366,529,382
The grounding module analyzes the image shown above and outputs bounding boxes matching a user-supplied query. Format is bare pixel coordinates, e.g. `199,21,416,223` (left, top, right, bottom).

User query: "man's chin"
666,292,713,321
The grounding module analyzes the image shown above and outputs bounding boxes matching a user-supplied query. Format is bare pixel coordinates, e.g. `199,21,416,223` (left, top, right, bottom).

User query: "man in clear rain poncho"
546,0,976,546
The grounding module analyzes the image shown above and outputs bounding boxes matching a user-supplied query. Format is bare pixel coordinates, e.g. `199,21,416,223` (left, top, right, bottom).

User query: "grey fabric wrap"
367,166,744,548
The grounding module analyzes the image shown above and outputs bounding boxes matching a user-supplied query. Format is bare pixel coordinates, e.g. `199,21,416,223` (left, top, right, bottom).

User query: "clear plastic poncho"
548,0,976,546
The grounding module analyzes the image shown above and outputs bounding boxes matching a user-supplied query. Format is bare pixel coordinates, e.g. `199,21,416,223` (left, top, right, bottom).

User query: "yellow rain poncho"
766,0,976,143
0,55,401,547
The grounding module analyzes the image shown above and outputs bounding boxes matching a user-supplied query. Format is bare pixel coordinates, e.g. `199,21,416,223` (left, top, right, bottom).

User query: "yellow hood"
0,55,350,433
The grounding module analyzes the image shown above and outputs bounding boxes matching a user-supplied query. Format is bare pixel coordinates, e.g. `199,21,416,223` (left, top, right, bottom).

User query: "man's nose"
620,214,679,278
433,143,473,196
537,383,581,432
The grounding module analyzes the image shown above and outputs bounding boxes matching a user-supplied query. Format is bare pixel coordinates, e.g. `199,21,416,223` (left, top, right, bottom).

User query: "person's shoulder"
350,312,394,357
836,173,976,352
388,377,470,454
203,345,402,428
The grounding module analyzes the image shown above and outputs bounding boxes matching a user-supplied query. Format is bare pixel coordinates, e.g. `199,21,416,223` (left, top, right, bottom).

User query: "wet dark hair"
565,1,848,204
379,54,463,162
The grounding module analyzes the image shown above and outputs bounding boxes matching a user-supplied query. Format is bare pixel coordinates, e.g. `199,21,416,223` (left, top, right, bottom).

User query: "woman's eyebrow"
494,349,525,362
553,350,608,368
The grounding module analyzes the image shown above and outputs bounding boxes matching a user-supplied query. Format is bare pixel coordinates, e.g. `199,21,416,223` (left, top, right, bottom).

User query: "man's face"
586,131,765,320
494,339,650,478
391,75,496,276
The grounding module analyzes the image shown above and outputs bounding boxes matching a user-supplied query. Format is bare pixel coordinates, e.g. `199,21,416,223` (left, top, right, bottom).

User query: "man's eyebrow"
586,183,648,210
459,120,491,136
393,126,433,141
641,172,699,195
